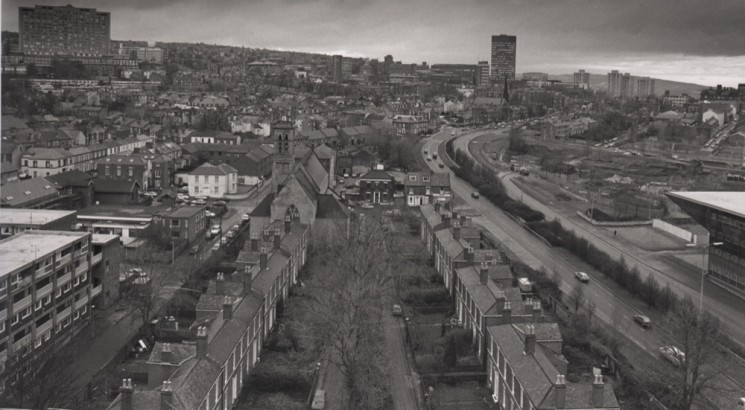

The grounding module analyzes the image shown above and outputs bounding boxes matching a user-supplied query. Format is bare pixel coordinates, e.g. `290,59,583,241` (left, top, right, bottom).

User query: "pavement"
382,313,420,410
422,127,745,407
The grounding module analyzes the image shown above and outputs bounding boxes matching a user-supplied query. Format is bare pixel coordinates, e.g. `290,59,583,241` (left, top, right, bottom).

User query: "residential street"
62,183,272,399
424,128,745,407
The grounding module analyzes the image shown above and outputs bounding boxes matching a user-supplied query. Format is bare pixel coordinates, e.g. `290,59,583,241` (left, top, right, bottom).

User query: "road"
65,182,272,399
423,128,744,407
456,129,745,351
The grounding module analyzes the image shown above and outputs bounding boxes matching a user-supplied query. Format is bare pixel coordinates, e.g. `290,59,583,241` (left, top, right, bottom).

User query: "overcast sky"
3,0,744,87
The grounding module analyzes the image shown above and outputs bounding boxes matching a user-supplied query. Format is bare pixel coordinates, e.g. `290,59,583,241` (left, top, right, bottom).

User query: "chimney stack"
465,246,474,262
452,221,461,241
460,214,467,227
160,380,173,410
243,265,252,294
524,325,536,355
223,296,233,321
260,246,268,270
442,213,450,228
196,326,208,358
452,210,459,221
555,375,566,409
284,215,292,234
161,343,173,364
434,202,441,213
503,301,512,324
215,272,224,295
479,262,489,284
120,379,133,410
592,374,604,407
250,234,259,251
532,301,542,322
273,228,281,249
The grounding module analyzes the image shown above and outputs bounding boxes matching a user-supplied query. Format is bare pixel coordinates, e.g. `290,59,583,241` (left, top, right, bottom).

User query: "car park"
660,346,685,367
632,314,652,328
574,271,590,282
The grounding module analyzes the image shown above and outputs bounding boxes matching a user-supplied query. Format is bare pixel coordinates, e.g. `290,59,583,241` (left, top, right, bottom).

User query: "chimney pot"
465,246,474,262
555,374,566,409
121,378,133,410
196,326,208,359
260,246,268,270
250,234,259,251
503,301,512,324
161,343,174,364
452,221,461,241
223,296,233,321
161,380,173,410
479,262,488,284
284,215,292,234
592,374,604,407
524,324,536,355
273,228,281,249
215,272,225,295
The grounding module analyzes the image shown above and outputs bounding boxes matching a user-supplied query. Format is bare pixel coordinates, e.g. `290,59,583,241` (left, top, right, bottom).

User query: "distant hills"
550,73,709,97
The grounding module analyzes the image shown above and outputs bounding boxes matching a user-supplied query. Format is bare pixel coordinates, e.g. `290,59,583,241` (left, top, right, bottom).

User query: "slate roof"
405,171,450,187
252,250,288,295
0,177,59,207
315,193,350,219
488,324,559,407
94,178,140,194
435,228,464,259
359,169,393,181
313,144,335,160
456,266,499,314
190,162,237,176
250,193,274,217
47,170,93,187
420,204,443,229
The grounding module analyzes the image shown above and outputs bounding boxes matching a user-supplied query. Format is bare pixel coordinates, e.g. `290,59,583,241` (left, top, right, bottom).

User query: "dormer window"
423,176,430,182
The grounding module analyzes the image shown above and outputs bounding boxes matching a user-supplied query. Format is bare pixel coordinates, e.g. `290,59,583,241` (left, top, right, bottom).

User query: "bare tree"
119,245,193,336
569,282,586,314
585,299,597,327
657,296,731,410
0,352,81,409
306,214,394,409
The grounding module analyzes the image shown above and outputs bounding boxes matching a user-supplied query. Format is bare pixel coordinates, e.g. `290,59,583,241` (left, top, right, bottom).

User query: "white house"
702,109,725,128
188,163,238,198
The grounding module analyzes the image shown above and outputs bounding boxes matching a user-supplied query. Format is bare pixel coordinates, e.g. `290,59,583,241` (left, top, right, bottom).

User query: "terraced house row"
419,203,620,409
107,216,309,410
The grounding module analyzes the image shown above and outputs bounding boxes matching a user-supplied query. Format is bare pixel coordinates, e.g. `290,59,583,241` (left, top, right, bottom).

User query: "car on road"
242,213,250,223
392,304,403,317
632,314,652,328
212,242,220,252
226,231,235,239
221,236,229,245
206,210,216,218
231,224,240,232
471,191,480,199
360,202,374,209
574,271,590,283
432,154,438,159
659,346,685,367
439,163,445,168
426,156,431,161
189,245,200,255
424,149,428,155
209,225,221,238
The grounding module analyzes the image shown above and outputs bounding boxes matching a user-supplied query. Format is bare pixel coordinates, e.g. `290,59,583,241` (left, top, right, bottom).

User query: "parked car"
221,236,229,245
574,271,590,283
361,202,374,209
206,210,216,218
193,197,207,205
242,213,250,223
471,191,480,199
212,242,220,252
189,244,200,255
209,225,221,238
632,314,652,328
231,224,240,232
660,346,685,367
226,231,235,239
392,304,403,317
432,154,438,159
439,163,445,168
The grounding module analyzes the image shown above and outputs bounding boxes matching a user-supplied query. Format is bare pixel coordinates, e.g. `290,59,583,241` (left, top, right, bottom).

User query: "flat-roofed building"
0,231,93,386
0,208,76,238
667,191,745,293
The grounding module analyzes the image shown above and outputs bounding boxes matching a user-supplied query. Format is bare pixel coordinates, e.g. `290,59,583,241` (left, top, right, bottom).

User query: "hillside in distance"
550,73,709,97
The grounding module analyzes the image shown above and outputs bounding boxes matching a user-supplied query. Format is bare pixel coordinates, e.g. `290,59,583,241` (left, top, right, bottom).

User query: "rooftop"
667,191,745,219
0,208,76,226
0,231,89,279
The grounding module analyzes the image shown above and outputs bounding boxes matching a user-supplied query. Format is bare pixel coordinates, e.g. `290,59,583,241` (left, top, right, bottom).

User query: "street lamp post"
687,241,723,317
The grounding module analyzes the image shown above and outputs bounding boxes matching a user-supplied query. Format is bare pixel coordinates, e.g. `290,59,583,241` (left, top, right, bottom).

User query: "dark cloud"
2,0,743,85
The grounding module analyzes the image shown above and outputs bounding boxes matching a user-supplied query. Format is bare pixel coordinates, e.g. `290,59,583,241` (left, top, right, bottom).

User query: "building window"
116,166,121,176
35,299,42,311
128,167,133,177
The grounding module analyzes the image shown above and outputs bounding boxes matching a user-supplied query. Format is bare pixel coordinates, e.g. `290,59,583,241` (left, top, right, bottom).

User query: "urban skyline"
2,0,745,87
